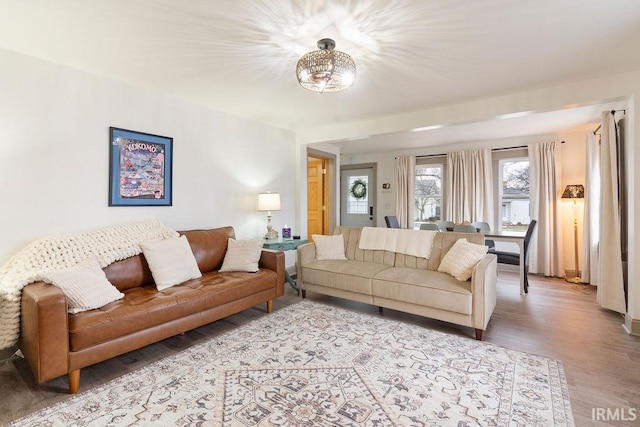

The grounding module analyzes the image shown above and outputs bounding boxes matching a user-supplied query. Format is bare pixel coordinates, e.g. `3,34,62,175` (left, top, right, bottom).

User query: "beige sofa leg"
68,370,80,394
266,300,273,313
475,329,483,341
301,290,306,299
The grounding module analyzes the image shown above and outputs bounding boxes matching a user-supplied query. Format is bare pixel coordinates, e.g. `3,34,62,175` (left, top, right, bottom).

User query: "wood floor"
1,271,639,426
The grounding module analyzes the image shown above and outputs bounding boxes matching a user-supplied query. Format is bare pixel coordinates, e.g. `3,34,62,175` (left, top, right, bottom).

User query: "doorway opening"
307,152,333,241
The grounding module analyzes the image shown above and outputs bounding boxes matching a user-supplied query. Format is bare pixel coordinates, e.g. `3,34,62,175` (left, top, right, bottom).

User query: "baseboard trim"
623,314,640,336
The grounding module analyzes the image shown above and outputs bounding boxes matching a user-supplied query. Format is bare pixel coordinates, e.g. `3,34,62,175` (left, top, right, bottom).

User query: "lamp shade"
258,192,281,211
561,185,585,199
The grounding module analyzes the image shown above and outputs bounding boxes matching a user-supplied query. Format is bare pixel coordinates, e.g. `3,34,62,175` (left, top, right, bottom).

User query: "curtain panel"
597,111,626,313
581,132,600,284
395,156,415,229
445,149,493,224
528,141,563,277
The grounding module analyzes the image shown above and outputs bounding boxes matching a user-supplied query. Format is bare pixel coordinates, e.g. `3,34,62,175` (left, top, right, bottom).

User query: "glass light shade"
258,192,281,211
296,38,356,93
561,184,584,199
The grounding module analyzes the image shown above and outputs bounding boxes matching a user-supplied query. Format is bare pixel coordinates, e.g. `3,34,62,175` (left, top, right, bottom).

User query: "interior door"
341,166,375,227
307,158,328,240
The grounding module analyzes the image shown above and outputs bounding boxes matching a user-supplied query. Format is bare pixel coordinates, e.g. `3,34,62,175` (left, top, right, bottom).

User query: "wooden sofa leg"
301,290,306,299
68,370,80,394
266,300,273,313
378,306,383,314
475,329,483,341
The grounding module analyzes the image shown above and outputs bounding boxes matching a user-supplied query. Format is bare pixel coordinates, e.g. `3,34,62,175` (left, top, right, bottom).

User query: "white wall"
0,49,296,265
557,132,588,276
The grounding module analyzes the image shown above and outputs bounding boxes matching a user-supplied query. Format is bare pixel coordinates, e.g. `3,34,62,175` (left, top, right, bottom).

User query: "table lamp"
561,184,584,283
258,192,281,240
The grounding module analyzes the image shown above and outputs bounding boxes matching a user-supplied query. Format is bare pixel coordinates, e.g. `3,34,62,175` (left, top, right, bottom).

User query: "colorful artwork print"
109,128,173,206
119,140,165,199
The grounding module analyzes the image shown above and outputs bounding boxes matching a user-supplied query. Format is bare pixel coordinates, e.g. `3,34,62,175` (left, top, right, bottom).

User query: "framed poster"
109,127,173,206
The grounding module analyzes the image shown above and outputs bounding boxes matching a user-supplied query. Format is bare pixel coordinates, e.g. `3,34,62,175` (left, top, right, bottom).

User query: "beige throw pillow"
437,238,488,281
140,235,202,291
219,239,264,272
312,234,347,261
38,258,124,314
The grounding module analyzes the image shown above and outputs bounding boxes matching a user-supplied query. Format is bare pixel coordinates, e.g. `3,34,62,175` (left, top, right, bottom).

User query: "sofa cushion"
219,239,263,272
312,234,347,260
103,254,154,292
301,260,390,294
333,226,396,266
140,236,203,291
372,267,473,315
427,232,485,271
68,269,277,351
182,227,235,273
38,258,124,314
437,238,488,281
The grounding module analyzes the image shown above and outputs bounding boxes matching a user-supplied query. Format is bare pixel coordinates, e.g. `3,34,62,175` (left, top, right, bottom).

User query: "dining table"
483,230,527,295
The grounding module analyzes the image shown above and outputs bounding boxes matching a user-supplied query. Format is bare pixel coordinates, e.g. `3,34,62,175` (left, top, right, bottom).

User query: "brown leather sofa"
19,226,284,394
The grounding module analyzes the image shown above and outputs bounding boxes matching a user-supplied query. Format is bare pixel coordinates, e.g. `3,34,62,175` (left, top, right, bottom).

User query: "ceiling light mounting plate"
317,38,336,50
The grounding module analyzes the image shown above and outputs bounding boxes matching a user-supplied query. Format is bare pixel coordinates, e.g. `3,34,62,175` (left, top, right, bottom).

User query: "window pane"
500,159,530,231
414,165,442,227
347,175,368,214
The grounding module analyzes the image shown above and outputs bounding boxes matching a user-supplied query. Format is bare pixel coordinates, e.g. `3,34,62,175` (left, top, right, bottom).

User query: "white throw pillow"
140,235,202,291
219,239,264,272
313,234,347,261
437,238,488,281
38,258,124,314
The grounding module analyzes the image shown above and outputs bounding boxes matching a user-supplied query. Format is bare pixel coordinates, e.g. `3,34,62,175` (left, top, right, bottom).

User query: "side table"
262,238,308,294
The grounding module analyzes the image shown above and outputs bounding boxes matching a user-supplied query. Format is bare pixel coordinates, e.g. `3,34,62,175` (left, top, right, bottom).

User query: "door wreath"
349,178,367,200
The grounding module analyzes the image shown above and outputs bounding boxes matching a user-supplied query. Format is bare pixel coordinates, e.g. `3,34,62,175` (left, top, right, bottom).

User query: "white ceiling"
1,0,639,154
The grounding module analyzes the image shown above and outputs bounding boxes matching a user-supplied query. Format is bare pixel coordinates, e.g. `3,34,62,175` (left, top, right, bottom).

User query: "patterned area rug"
11,300,574,426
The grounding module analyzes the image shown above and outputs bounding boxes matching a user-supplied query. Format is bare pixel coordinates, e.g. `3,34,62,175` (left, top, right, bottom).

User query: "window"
346,175,368,214
414,164,443,228
499,158,530,231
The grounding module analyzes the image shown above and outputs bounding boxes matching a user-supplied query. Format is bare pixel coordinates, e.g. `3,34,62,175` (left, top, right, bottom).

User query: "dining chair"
384,215,400,228
453,224,477,233
471,221,495,251
419,223,439,231
436,220,455,231
493,220,537,293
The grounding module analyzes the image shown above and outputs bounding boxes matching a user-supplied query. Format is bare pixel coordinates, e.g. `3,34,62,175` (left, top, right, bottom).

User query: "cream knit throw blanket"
0,219,179,351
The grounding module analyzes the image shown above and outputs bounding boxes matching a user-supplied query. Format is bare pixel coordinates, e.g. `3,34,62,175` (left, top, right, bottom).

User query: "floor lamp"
562,184,585,283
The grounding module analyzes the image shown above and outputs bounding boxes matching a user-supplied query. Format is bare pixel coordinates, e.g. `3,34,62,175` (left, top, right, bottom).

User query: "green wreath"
349,178,367,200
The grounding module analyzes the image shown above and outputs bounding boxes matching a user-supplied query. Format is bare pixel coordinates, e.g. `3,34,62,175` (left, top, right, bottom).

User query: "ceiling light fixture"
296,38,356,93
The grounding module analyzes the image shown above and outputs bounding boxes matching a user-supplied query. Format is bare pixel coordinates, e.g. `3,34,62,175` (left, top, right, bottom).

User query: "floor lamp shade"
561,184,584,283
258,192,281,240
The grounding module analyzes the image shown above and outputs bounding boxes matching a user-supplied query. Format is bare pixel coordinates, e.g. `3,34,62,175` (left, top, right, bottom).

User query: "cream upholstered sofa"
296,226,497,340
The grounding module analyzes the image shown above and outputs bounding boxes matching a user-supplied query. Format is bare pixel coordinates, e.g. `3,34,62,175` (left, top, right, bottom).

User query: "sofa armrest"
296,243,316,290
297,243,316,266
470,253,497,330
19,282,70,383
259,249,285,297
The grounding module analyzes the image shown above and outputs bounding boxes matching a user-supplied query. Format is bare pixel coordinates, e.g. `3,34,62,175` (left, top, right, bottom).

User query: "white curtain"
396,156,415,229
528,141,563,276
597,112,626,313
581,132,600,284
445,149,493,224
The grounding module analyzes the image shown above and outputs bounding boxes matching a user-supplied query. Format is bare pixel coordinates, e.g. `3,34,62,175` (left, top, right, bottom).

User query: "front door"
341,166,375,227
